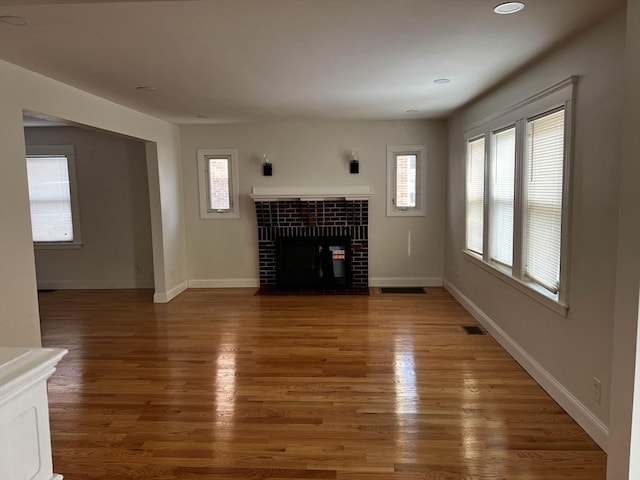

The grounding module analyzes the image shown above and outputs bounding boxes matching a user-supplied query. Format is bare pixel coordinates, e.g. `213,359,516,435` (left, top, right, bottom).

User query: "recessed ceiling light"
406,110,419,114
494,2,525,14
433,78,451,84
135,86,156,93
0,15,29,26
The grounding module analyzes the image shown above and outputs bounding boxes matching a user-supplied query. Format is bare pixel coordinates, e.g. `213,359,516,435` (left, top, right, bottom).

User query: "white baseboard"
188,278,259,288
37,280,153,290
52,475,63,480
369,277,443,287
153,280,188,303
443,279,609,452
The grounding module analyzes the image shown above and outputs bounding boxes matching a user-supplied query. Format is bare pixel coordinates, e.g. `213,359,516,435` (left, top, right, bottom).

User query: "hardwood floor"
39,288,606,479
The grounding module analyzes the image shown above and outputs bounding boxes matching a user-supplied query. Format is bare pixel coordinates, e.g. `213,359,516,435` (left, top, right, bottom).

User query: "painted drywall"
24,126,154,289
445,9,625,437
0,60,187,347
180,120,447,286
607,0,640,477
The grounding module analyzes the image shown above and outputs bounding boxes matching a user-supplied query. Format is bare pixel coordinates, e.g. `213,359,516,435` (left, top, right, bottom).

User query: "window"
466,137,485,255
490,127,516,267
524,109,565,293
26,145,81,247
463,77,575,314
197,148,240,219
386,145,426,216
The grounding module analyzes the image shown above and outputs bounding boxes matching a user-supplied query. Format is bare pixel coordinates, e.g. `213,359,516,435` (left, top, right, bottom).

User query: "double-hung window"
386,145,426,216
197,149,240,219
466,137,485,255
26,145,82,247
463,78,575,314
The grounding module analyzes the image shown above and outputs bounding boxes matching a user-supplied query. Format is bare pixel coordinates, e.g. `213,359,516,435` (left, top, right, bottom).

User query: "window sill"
200,211,240,220
386,209,426,217
34,242,83,250
462,250,568,317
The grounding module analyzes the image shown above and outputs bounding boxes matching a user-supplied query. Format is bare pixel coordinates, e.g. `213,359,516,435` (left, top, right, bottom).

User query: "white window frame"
26,144,82,249
386,144,427,217
462,77,576,316
197,148,240,219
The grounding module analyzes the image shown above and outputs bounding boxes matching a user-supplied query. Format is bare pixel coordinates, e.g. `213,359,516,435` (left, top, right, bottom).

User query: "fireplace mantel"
250,185,372,202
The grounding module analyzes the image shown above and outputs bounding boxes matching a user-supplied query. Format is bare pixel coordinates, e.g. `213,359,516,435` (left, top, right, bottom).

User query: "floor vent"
462,325,485,335
380,287,426,294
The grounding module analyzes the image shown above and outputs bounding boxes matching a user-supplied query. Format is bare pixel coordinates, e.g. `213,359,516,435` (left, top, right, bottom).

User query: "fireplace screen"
277,236,351,290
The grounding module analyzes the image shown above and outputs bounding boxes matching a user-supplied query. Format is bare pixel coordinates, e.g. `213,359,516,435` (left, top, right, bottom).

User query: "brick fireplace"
251,187,371,290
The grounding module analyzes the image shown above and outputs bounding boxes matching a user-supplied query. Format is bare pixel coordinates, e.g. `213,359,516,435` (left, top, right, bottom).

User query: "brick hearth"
254,199,369,288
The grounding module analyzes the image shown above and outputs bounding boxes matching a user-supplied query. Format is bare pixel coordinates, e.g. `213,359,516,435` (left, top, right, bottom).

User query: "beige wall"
445,9,625,446
24,126,154,289
180,120,447,286
0,60,187,347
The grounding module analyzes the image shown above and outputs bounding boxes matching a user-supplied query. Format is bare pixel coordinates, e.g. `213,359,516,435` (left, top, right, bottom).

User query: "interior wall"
0,60,187,347
607,0,640,477
24,126,154,289
445,9,625,442
179,119,447,286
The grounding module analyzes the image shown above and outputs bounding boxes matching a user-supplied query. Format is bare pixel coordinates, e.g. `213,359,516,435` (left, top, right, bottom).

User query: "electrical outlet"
592,377,602,404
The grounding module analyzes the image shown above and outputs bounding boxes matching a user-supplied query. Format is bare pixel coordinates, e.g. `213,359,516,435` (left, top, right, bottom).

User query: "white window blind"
207,157,232,212
525,109,565,293
466,137,485,255
26,155,74,242
395,154,417,208
490,127,516,267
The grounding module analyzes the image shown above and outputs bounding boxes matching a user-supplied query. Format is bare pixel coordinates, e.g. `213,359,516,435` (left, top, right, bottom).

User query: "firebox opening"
277,236,351,290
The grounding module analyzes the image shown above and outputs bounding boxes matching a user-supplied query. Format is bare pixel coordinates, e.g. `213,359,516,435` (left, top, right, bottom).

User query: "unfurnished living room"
0,0,638,479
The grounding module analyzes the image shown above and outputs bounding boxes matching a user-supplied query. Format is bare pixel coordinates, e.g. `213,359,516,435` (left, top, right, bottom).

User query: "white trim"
462,250,568,317
250,185,373,201
188,278,259,288
37,280,153,290
369,277,443,287
464,76,578,132
34,242,83,250
197,148,240,219
386,145,427,217
51,475,63,480
153,280,188,303
444,279,609,452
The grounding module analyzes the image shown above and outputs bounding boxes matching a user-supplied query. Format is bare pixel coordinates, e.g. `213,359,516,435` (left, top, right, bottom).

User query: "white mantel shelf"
250,185,373,202
0,347,67,480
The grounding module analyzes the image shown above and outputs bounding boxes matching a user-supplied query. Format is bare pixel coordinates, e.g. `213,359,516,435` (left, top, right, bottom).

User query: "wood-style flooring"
38,288,606,480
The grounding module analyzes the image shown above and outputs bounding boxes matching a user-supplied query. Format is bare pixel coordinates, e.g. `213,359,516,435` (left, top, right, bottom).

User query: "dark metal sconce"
349,151,359,174
262,154,272,176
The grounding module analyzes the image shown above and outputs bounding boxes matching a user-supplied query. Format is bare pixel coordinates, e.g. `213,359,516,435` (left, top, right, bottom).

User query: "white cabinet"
0,347,67,480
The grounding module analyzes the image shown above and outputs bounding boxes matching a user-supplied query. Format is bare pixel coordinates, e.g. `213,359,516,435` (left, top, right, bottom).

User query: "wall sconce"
262,153,273,176
349,151,359,174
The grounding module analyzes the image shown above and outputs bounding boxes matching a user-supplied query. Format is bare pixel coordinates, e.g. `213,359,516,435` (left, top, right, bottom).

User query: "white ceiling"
0,0,623,125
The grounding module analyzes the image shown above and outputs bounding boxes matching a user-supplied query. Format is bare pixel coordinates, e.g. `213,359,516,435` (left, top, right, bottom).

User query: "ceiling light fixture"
493,2,525,14
135,86,156,93
433,78,451,84
0,15,29,26
196,114,209,119
406,110,419,113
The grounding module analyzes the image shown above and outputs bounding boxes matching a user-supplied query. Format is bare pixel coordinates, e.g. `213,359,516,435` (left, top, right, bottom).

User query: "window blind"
208,157,232,211
26,156,74,242
395,154,417,208
490,127,516,267
525,109,565,293
466,137,485,255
